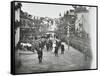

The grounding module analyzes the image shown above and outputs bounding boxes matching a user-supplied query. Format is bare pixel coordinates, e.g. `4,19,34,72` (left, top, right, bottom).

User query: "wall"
88,7,97,69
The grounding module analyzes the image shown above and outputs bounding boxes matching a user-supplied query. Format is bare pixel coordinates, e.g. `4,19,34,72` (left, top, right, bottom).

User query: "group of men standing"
52,38,65,56
34,36,65,64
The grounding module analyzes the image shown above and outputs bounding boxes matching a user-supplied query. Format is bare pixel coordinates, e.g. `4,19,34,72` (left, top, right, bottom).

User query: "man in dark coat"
37,48,43,63
61,44,65,54
54,46,59,56
58,40,61,49
35,40,43,63
46,40,50,51
54,41,59,56
49,39,53,51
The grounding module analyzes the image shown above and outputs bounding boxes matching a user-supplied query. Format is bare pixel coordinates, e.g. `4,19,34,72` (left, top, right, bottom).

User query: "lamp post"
67,22,70,50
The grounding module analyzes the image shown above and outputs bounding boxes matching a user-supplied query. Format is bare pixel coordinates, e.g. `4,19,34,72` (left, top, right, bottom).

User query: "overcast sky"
21,3,74,18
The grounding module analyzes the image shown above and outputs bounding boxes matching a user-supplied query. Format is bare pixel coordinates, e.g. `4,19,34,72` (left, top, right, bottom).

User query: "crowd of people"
16,33,89,65
33,35,65,63
17,34,66,63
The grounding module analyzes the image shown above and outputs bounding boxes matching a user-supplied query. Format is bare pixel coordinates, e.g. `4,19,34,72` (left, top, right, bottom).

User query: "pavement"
16,42,91,74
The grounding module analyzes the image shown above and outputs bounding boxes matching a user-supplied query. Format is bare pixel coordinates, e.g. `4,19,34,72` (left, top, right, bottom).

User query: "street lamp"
67,22,70,50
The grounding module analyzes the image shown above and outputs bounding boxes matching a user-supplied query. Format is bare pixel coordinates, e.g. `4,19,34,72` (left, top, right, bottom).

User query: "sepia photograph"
11,1,98,74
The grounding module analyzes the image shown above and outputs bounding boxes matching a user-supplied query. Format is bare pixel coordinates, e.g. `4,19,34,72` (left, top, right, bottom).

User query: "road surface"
16,42,91,74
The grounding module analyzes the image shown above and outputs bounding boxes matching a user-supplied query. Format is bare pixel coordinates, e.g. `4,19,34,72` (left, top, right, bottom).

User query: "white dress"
52,40,56,52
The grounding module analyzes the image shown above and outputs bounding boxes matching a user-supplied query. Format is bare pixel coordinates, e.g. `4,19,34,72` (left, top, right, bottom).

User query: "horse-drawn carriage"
18,37,46,53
